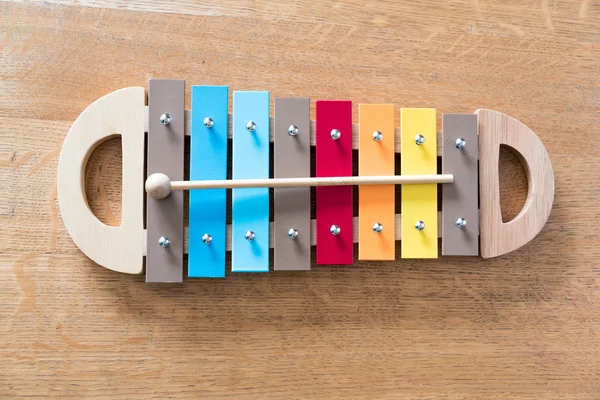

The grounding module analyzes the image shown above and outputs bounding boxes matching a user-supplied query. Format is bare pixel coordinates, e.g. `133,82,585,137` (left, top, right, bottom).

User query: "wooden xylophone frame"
57,82,555,282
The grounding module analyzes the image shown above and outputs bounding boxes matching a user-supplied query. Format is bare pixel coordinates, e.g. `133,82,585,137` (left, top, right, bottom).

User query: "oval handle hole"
499,144,528,223
84,136,122,227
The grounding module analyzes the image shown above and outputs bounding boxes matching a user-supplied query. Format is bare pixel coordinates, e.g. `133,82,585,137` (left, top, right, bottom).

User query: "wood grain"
1,0,599,398
57,86,145,274
478,108,555,258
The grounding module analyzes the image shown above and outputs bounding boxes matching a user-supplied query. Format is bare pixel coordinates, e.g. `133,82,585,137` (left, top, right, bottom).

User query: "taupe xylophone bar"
57,82,555,283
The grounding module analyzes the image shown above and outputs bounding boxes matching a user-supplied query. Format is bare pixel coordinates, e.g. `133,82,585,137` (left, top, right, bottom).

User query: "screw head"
455,217,467,229
288,125,299,136
202,233,213,244
288,228,299,239
203,117,214,128
246,120,256,132
373,223,383,233
158,236,171,247
415,134,425,145
415,220,425,231
160,113,172,125
330,129,341,140
456,138,466,150
372,131,383,141
330,225,341,235
244,230,255,241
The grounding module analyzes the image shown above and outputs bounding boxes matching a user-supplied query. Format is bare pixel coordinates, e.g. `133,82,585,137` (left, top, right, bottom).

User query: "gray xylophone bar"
142,106,444,156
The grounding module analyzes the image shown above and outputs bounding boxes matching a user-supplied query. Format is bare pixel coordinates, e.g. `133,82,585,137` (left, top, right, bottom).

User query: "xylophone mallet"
145,172,455,200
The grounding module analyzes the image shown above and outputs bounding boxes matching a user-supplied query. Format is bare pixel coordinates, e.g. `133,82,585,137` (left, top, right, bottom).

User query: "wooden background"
1,0,599,398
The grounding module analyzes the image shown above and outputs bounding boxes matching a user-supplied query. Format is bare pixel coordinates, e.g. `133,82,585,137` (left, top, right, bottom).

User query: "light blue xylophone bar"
188,86,229,278
232,91,270,272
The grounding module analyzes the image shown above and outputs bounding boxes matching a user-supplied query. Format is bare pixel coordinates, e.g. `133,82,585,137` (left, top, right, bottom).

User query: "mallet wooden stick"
146,172,454,200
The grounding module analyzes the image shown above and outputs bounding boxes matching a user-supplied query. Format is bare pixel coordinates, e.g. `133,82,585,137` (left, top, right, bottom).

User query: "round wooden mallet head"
145,173,171,200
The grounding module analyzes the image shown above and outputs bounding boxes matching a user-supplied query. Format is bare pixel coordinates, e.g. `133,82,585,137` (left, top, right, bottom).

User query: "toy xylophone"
57,80,555,282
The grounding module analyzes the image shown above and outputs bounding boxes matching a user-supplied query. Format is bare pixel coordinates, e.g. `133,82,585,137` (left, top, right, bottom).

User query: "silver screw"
288,228,299,239
245,230,255,241
288,125,299,136
373,223,383,233
455,217,467,229
246,120,256,132
330,129,341,140
415,134,425,145
202,233,213,244
456,138,466,150
158,236,171,247
372,131,383,141
160,113,172,125
415,220,425,231
203,117,214,128
330,225,341,235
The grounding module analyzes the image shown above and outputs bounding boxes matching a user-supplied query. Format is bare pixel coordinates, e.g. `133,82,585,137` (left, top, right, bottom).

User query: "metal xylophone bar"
274,98,311,271
358,104,395,261
143,80,479,282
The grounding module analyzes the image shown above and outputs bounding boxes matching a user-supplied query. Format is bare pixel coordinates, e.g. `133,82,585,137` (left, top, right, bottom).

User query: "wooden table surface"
1,1,599,398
